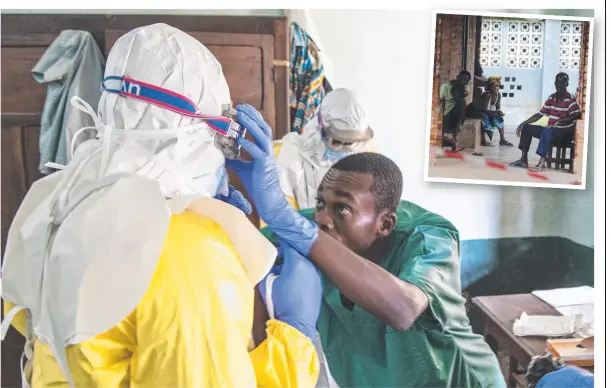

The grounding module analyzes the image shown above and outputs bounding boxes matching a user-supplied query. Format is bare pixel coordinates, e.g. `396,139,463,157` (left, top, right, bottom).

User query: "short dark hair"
556,72,569,81
330,152,403,213
458,70,472,80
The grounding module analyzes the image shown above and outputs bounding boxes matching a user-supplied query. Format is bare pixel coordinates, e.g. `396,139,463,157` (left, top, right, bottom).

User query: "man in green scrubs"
260,152,505,387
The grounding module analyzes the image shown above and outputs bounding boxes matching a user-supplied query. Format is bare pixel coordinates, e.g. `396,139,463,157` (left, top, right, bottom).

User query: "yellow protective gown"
5,211,319,387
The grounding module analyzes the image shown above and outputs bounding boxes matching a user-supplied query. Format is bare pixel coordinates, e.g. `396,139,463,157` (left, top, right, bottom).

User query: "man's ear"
377,211,397,238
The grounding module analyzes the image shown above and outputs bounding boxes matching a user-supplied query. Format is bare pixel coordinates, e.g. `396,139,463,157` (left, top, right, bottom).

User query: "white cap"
99,23,231,133
319,88,374,143
98,23,230,197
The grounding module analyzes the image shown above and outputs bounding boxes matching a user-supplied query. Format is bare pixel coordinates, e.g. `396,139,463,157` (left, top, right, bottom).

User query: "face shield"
317,111,372,162
314,88,374,162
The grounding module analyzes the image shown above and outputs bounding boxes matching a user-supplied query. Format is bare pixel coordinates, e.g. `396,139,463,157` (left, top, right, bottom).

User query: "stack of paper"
532,286,595,307
532,286,595,337
513,312,576,337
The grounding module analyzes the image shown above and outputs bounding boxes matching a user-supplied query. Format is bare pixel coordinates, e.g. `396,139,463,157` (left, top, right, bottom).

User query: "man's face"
555,75,569,92
313,169,390,254
457,74,470,86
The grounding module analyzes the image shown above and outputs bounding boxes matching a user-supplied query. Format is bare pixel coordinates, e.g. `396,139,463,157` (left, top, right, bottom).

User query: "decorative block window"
506,20,544,68
560,21,583,69
481,18,544,69
480,18,503,67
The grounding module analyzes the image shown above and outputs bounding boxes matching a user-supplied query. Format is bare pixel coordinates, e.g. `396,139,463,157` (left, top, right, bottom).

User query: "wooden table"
472,294,561,388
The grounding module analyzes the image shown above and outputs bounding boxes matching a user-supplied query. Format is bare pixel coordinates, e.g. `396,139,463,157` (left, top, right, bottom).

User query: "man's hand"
516,124,524,137
553,119,575,128
257,241,322,342
214,185,252,215
226,104,319,256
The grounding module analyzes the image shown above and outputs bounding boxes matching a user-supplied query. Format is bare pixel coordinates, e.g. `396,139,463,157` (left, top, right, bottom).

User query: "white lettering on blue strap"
121,80,141,96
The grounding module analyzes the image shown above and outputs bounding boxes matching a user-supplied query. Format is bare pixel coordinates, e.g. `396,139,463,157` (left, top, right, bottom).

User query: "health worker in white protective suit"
274,88,375,211
1,23,322,388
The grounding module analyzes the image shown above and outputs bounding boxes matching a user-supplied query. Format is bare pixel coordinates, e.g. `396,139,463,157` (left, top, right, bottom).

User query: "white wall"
3,9,285,16
308,9,594,245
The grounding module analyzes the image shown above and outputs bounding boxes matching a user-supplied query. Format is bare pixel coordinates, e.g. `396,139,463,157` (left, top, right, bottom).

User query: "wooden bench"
458,118,481,149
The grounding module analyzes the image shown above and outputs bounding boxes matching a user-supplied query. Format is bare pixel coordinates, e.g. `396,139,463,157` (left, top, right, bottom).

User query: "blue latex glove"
214,185,252,215
258,241,322,342
537,366,594,388
225,104,319,256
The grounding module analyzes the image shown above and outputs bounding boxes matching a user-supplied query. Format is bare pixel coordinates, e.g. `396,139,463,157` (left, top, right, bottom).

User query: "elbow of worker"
388,313,416,332
388,297,429,331
389,321,410,332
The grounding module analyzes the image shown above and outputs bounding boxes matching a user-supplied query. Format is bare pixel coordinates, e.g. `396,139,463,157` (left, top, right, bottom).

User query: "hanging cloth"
32,30,105,174
289,22,327,133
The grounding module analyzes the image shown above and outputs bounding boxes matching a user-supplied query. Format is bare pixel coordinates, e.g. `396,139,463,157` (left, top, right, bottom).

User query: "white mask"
68,96,229,199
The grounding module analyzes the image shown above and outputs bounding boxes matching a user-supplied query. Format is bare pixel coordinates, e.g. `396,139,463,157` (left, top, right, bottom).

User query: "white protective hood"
1,23,276,387
276,88,374,209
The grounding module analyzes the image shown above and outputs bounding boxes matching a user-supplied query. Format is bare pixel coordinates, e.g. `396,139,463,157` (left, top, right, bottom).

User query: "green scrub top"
440,82,457,116
260,200,505,388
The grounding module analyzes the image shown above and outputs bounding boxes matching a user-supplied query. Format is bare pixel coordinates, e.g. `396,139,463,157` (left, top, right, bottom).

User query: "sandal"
472,152,484,156
499,140,514,147
529,165,546,172
509,160,528,168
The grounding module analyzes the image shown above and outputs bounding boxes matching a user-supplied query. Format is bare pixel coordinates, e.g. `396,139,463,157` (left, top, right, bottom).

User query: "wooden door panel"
1,47,48,115
209,45,264,109
23,125,44,188
1,126,28,254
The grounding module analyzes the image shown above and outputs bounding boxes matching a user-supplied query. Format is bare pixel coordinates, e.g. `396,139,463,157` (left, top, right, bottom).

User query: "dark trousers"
442,135,455,149
518,124,575,157
443,101,467,135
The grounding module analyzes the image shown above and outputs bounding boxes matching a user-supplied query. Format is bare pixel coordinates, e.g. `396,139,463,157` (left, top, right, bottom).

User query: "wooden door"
1,33,53,252
1,32,53,388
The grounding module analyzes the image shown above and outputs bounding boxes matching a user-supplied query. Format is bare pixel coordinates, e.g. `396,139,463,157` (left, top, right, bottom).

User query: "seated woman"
467,77,513,147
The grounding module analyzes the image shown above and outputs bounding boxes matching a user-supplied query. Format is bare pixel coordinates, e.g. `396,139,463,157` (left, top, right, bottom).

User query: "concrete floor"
428,125,582,186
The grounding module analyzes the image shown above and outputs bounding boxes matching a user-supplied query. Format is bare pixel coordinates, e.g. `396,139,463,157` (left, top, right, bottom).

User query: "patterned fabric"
290,22,327,133
480,112,505,134
487,76,501,88
539,90,581,128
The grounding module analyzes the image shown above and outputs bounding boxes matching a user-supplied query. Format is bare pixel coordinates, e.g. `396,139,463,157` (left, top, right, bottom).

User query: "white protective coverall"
1,23,319,388
274,88,375,210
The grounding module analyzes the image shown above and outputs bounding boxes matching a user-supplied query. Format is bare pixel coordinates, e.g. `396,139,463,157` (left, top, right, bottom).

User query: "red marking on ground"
485,160,509,170
444,151,465,160
526,171,550,181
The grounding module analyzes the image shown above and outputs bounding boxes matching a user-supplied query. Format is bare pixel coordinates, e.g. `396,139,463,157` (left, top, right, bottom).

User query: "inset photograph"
425,11,594,189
